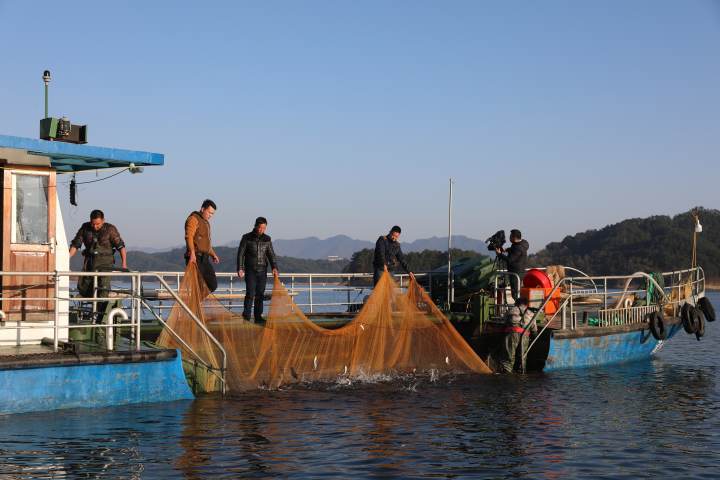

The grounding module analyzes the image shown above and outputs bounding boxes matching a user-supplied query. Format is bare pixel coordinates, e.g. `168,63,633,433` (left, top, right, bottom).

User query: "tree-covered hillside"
343,248,486,274
531,208,720,280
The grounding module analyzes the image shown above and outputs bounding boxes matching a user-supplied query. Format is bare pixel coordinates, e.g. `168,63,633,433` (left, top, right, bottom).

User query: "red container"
521,270,560,314
523,268,552,289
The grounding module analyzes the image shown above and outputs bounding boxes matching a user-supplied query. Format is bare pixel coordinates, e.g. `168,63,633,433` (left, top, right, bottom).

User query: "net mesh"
158,264,490,391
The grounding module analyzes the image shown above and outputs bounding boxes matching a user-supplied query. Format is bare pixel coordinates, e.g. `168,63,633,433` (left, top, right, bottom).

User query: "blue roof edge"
0,134,164,167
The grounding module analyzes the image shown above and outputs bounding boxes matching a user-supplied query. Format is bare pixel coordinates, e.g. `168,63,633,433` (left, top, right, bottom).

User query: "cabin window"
12,174,49,244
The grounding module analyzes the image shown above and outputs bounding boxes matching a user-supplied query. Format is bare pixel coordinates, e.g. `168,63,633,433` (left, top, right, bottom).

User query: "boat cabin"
0,135,163,345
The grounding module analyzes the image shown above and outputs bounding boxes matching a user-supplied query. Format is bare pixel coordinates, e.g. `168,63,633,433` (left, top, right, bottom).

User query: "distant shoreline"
706,282,720,291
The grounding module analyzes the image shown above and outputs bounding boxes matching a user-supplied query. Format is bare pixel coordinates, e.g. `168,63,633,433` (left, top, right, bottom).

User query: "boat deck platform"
0,342,179,370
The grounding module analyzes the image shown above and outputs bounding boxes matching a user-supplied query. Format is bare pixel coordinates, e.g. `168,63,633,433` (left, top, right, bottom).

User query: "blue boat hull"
544,323,683,371
0,350,194,415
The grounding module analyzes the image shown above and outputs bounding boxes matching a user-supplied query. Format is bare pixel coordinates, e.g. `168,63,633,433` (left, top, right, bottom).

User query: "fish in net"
158,264,491,392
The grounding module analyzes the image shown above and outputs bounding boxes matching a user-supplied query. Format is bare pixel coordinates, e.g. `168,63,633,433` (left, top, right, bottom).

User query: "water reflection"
0,294,718,478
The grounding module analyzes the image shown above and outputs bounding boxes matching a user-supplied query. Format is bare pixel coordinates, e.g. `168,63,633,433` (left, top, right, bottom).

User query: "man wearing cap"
236,217,278,322
372,225,415,287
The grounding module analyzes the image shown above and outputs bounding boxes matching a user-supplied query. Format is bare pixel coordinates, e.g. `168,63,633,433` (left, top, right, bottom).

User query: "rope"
69,168,129,185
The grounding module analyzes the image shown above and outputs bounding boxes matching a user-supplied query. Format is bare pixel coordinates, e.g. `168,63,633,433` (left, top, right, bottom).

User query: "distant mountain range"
237,234,487,260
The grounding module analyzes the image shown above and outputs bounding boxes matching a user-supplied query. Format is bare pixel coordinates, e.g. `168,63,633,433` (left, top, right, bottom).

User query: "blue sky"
1,1,718,252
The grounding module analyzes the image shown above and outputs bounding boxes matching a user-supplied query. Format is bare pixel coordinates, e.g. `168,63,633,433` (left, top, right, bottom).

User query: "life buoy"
698,297,716,323
681,303,697,334
647,311,667,341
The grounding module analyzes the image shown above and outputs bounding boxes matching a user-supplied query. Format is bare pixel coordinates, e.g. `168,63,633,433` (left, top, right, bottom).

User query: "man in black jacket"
236,217,279,321
495,229,529,301
373,226,415,286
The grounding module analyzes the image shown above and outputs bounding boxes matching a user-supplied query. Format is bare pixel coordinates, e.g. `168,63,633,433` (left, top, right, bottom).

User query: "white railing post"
603,278,608,310
309,275,314,313
53,271,60,352
569,281,574,328
134,274,141,351
92,274,98,315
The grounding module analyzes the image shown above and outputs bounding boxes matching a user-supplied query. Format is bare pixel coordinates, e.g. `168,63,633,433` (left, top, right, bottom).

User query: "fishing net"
158,264,490,392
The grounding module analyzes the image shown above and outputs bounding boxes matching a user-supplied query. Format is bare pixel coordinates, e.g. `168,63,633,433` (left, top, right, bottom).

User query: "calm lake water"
1,292,718,479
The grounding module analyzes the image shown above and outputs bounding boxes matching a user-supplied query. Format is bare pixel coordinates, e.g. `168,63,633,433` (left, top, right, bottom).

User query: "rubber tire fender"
694,308,705,341
681,303,697,334
698,297,716,323
648,311,667,341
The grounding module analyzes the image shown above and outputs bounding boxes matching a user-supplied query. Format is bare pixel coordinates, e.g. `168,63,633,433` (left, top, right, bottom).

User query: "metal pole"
309,275,314,313
134,275,142,351
43,70,52,118
53,272,59,352
447,178,453,307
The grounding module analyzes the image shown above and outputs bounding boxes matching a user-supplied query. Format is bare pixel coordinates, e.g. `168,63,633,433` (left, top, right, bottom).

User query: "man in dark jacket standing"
236,217,278,322
495,229,529,301
373,226,415,286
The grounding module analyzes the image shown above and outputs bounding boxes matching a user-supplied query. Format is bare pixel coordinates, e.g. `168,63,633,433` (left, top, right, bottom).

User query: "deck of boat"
0,342,179,369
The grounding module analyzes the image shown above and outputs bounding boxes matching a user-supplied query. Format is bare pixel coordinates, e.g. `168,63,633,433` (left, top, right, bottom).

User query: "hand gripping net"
158,264,490,391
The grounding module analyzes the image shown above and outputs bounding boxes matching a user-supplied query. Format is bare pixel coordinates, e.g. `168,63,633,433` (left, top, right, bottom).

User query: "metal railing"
0,270,228,393
516,266,706,364
0,268,441,392
147,271,428,314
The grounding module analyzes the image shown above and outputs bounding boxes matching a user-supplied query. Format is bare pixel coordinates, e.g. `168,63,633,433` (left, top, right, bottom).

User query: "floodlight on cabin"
128,163,144,174
57,116,72,138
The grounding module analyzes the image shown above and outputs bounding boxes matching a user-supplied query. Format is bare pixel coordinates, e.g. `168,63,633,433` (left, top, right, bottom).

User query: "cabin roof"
0,134,164,173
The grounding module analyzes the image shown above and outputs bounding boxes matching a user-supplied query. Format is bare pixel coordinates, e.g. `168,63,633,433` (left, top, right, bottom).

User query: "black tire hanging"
697,297,716,323
693,308,705,341
681,303,697,334
648,311,667,341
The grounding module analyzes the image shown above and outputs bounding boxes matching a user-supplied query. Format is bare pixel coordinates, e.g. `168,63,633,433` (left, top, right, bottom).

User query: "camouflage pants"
78,254,114,300
497,332,529,373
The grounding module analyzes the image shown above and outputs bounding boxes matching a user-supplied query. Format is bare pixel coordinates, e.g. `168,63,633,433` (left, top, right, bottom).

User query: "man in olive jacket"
236,217,278,322
69,209,127,300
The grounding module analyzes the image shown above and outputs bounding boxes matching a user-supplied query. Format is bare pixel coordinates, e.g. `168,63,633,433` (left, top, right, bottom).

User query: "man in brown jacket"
184,199,219,292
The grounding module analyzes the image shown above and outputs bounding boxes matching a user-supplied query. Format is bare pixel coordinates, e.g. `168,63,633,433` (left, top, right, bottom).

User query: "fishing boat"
0,133,206,415
422,235,714,372
475,264,711,372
